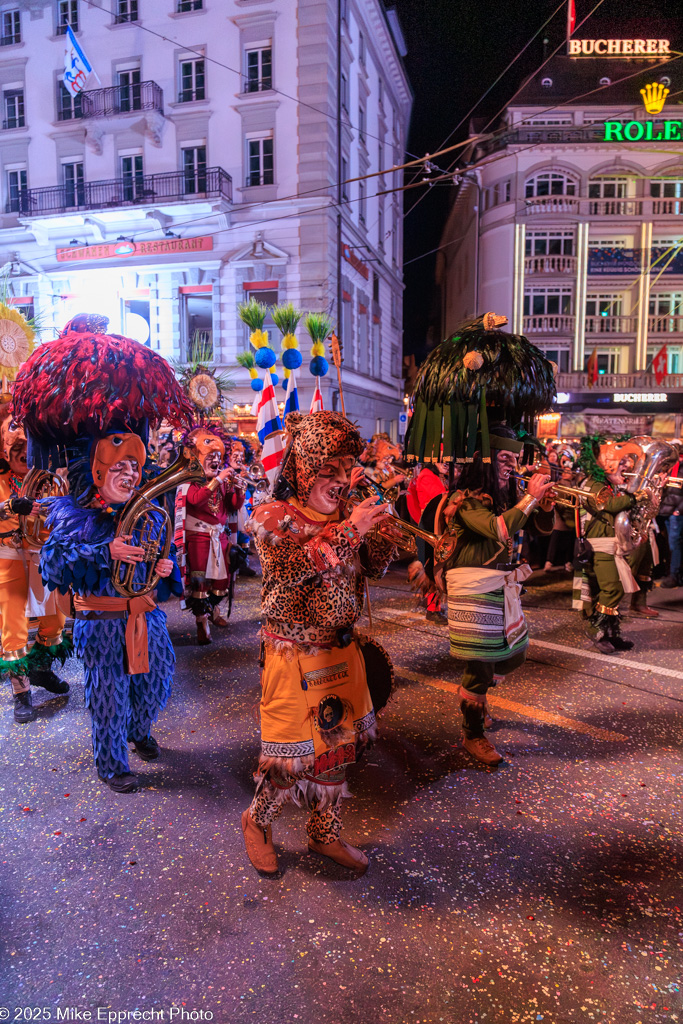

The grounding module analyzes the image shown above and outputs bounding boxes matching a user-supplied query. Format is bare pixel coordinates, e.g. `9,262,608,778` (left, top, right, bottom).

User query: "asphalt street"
1,567,682,1024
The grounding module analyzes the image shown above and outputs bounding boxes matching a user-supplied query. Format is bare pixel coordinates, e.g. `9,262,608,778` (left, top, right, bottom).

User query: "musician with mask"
579,437,662,654
241,410,395,878
0,405,71,724
174,426,244,645
13,313,194,793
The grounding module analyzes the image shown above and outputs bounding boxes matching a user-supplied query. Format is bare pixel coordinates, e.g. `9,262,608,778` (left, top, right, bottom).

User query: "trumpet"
19,468,69,550
340,484,457,562
512,473,610,511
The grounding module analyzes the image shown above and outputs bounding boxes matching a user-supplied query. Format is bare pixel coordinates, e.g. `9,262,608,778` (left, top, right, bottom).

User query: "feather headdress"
406,312,557,464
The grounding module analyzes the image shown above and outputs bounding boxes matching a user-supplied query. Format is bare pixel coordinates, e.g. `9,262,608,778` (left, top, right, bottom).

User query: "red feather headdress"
13,313,193,442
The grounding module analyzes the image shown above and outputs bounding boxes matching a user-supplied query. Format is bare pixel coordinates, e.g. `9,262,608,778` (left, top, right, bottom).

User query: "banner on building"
63,25,95,97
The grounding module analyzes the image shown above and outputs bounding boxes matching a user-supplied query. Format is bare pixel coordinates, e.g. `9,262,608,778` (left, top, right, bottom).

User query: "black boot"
29,668,70,694
13,689,36,724
131,735,160,761
585,612,616,654
607,614,634,652
99,772,140,793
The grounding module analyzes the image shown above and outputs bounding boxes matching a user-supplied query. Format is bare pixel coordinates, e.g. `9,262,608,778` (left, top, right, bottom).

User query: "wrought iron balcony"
10,166,232,215
524,254,577,275
80,81,163,119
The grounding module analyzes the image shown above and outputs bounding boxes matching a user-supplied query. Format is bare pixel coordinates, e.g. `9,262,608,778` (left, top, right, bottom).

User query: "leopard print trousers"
249,778,342,844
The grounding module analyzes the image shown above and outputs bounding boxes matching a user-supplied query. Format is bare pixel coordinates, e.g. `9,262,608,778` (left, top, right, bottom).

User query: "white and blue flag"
63,25,94,97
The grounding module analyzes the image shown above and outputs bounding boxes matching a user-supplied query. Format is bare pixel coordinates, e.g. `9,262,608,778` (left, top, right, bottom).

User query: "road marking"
394,666,628,742
529,638,683,682
378,607,683,682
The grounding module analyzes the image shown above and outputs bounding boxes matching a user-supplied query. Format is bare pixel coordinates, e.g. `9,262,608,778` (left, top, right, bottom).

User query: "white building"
0,0,411,437
436,34,683,435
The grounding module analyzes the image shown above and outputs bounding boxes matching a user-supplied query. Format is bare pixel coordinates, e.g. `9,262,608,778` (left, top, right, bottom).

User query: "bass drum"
359,636,394,714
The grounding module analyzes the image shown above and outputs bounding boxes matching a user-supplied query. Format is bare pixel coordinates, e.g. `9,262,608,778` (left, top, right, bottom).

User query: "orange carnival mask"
91,433,146,488
0,416,26,462
188,428,225,472
596,439,643,477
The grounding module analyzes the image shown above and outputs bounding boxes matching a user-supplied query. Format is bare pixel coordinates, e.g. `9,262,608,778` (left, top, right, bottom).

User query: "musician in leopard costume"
242,410,395,877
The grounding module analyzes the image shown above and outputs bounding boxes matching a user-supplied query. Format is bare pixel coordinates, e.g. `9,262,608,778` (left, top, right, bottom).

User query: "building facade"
436,33,683,437
0,0,411,437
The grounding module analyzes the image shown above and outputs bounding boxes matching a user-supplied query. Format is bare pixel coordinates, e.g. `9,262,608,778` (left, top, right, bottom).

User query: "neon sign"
613,393,668,403
568,38,670,57
603,120,682,141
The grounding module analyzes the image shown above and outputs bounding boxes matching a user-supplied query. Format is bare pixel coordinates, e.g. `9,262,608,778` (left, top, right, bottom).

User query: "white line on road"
376,607,683,682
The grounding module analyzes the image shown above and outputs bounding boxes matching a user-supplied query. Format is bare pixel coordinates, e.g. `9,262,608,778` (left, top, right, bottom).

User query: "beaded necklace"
93,492,115,515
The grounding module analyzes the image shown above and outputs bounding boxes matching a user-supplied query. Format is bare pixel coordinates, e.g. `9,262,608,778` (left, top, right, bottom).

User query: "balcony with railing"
524,255,577,275
585,315,638,334
522,314,575,334
648,314,683,334
556,371,683,392
588,199,643,216
80,81,163,120
10,166,232,215
523,196,580,215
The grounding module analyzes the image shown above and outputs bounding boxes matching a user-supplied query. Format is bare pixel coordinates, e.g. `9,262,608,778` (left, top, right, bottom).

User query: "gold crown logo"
640,82,670,114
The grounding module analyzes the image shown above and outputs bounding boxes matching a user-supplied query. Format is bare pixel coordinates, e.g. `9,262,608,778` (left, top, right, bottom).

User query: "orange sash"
73,594,156,675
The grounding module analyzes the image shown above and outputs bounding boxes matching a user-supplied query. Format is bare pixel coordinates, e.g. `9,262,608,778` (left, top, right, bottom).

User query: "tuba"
614,435,677,553
111,446,205,598
19,468,69,550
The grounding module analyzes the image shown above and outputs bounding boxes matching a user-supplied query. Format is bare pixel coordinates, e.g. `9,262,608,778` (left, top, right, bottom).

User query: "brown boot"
308,837,368,875
241,809,279,876
196,615,211,645
629,591,658,619
462,734,503,766
211,605,229,628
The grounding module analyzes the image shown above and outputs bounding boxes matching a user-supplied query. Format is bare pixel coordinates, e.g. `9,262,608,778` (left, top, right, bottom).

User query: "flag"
284,370,299,416
63,24,94,97
256,372,286,484
309,378,324,413
652,343,668,385
586,347,598,387
566,0,576,40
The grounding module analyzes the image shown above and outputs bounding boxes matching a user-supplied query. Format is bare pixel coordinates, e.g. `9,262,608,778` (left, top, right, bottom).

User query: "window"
57,0,78,34
588,176,630,199
181,290,213,362
585,294,626,332
114,0,137,23
525,231,574,257
177,0,202,10
3,89,24,129
359,30,365,66
541,77,553,87
117,68,141,112
589,237,628,248
6,167,27,213
358,105,365,145
120,154,144,201
246,136,273,186
244,47,272,93
523,287,572,316
358,304,368,371
539,347,571,372
1,11,20,45
240,288,277,350
525,172,576,198
599,76,611,86
584,349,620,374
391,291,399,327
179,58,205,103
651,178,683,213
342,293,353,363
378,77,384,109
341,72,348,112
58,80,82,120
391,199,399,265
505,180,511,202
63,160,84,207
528,115,573,125
378,201,384,251
359,179,366,224
649,293,683,332
182,145,206,194
648,345,681,372
341,156,349,201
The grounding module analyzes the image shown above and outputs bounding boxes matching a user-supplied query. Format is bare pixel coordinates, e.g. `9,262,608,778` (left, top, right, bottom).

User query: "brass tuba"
19,468,69,550
613,436,677,553
111,446,205,598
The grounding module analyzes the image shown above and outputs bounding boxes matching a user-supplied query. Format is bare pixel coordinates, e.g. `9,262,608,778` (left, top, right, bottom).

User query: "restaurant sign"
56,235,214,263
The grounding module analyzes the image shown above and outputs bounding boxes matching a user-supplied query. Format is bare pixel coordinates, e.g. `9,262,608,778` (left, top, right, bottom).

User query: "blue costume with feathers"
41,496,175,779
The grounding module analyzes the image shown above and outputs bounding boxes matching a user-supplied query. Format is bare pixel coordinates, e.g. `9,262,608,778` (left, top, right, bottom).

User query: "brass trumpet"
341,484,457,562
512,473,610,511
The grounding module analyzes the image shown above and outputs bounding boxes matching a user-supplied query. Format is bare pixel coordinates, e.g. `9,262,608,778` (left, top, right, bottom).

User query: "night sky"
391,0,683,360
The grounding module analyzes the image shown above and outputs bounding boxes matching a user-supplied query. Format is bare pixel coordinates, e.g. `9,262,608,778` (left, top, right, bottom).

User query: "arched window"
599,76,611,86
525,171,577,199
541,77,552,88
